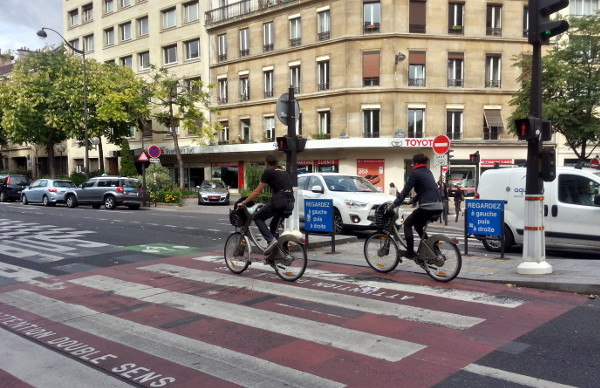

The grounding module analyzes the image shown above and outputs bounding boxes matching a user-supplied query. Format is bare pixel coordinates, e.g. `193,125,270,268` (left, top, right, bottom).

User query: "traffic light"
514,116,542,141
529,0,569,45
296,137,307,153
469,151,480,164
539,147,556,182
276,136,295,153
541,120,552,141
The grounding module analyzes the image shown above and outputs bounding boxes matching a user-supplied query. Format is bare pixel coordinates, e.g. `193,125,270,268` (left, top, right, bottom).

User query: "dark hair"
412,153,428,165
390,182,395,187
265,154,278,167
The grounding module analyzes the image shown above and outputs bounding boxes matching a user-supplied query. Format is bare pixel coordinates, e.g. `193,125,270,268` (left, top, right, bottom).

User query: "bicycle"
363,202,462,282
224,202,308,282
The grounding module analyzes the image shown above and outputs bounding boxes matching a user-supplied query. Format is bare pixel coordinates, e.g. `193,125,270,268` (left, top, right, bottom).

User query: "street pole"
286,86,298,186
37,27,89,179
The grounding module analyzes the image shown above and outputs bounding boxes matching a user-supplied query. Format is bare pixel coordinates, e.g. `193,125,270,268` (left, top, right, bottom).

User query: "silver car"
21,179,77,206
197,180,230,205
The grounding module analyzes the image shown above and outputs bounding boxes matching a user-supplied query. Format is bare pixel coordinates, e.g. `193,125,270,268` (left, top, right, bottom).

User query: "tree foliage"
119,139,137,177
509,14,600,160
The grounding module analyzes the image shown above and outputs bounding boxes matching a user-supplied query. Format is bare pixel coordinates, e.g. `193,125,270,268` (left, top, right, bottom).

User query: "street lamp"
37,27,90,179
91,136,101,173
54,143,67,175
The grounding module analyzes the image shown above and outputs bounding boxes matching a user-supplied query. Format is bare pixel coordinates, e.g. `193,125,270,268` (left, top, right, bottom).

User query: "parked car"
64,176,143,210
0,174,32,202
197,180,230,205
297,173,396,234
21,179,76,206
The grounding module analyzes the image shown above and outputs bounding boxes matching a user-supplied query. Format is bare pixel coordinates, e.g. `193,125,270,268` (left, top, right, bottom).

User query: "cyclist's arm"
239,182,267,207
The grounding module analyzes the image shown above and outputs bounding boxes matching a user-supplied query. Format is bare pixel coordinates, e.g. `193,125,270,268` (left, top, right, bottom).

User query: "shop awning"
484,109,504,128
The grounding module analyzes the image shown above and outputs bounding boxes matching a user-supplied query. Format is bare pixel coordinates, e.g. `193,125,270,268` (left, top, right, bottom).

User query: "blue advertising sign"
304,199,333,233
466,199,504,236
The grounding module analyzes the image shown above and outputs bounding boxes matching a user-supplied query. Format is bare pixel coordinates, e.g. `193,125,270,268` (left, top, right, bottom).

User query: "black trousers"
254,201,284,244
403,207,442,253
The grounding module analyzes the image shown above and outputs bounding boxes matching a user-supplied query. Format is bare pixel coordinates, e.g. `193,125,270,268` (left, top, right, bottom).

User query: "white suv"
297,173,396,234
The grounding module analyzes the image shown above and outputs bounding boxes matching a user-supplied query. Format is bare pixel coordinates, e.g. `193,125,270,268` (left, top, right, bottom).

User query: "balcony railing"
206,0,297,25
447,79,464,87
448,25,464,35
487,27,502,36
363,24,380,34
318,31,331,41
318,82,330,91
485,79,501,88
409,78,426,87
363,78,380,87
263,43,273,52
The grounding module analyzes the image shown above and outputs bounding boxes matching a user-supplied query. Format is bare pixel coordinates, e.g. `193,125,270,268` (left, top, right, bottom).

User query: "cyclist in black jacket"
390,153,443,259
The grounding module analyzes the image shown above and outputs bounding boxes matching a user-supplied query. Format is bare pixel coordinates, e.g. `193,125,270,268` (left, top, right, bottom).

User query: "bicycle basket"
373,203,394,229
229,209,246,227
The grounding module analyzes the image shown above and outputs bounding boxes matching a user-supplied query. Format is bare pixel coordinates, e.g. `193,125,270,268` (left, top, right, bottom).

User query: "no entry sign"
433,135,450,155
591,157,600,170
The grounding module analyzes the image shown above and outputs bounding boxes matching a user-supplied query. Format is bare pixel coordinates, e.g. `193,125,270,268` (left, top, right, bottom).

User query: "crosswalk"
0,253,585,387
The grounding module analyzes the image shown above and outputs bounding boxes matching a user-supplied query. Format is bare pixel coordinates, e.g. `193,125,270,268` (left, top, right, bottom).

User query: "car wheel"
482,225,514,252
0,192,7,202
128,204,140,210
42,195,50,207
92,204,101,209
198,197,202,205
333,209,345,234
66,195,78,208
21,194,28,205
104,196,116,210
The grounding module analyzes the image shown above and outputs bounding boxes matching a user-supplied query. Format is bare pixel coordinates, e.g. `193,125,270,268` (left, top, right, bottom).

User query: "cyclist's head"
265,154,278,168
412,153,428,165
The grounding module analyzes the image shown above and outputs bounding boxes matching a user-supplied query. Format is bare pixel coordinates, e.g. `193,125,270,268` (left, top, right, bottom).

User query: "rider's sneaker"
264,239,278,254
399,250,416,260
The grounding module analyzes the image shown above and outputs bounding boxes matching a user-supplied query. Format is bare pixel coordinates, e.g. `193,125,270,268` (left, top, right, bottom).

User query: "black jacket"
393,164,441,208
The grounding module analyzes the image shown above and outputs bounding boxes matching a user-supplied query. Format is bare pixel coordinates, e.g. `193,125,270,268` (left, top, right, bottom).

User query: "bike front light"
344,199,368,209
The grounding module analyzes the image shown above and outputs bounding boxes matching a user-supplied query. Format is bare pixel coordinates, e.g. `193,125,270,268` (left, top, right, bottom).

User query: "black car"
0,174,32,202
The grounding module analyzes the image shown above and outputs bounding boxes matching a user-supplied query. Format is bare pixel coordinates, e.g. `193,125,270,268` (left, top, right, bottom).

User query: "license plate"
209,196,219,200
17,191,22,194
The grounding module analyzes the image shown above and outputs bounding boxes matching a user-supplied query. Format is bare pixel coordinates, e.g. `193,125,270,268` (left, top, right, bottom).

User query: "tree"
509,14,600,161
119,139,137,177
144,66,220,191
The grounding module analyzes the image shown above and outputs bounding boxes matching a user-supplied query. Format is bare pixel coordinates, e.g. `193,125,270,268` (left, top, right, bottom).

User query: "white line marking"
463,364,577,388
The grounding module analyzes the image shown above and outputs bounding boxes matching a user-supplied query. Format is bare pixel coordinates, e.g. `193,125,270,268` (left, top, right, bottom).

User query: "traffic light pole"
284,87,302,235
520,1,552,274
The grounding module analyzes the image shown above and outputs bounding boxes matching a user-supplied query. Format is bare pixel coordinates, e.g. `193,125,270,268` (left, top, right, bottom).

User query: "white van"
476,166,600,252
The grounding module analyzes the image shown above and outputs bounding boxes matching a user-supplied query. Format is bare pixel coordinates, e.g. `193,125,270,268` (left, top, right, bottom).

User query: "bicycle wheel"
273,240,307,282
224,232,251,274
363,232,400,273
422,239,462,282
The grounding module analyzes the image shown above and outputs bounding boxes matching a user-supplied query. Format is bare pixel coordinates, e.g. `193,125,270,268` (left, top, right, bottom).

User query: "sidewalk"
165,196,600,295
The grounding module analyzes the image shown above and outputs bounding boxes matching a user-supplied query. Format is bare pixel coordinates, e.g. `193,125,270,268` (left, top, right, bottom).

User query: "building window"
447,110,463,140
239,28,250,57
318,111,331,137
409,0,426,33
570,0,598,16
447,52,464,87
363,109,380,138
139,51,150,70
184,1,199,23
185,77,201,92
318,10,331,40
218,78,228,104
318,60,330,91
121,0,131,8
240,76,250,101
120,55,133,69
485,54,501,88
105,0,114,14
219,121,229,142
409,51,426,86
290,65,301,94
486,5,502,36
523,6,529,37
290,17,302,47
163,45,177,65
185,39,200,60
218,34,227,62
483,109,504,140
264,116,275,141
241,119,251,142
263,22,274,52
162,7,176,29
69,39,80,52
83,35,94,52
138,16,149,37
69,10,79,27
264,70,274,98
408,109,424,138
120,22,132,42
364,1,381,33
104,28,115,47
82,3,93,23
363,51,380,86
448,3,464,34
168,119,180,136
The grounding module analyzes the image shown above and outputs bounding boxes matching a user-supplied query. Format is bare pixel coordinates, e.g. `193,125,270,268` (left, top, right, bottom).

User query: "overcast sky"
0,0,63,55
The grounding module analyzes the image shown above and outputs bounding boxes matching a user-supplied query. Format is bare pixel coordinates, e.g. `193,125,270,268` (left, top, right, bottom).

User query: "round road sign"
148,145,161,158
591,157,600,170
432,135,451,155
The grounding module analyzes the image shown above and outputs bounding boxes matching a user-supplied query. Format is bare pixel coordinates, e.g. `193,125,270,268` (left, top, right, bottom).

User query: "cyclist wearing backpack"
389,153,443,259
238,154,294,253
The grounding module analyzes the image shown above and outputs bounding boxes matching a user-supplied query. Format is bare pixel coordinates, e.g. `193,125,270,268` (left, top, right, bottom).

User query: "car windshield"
9,176,30,185
54,181,76,188
323,175,378,192
202,181,226,189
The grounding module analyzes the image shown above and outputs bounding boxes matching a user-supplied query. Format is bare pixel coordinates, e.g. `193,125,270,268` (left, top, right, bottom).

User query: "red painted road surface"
0,251,587,387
